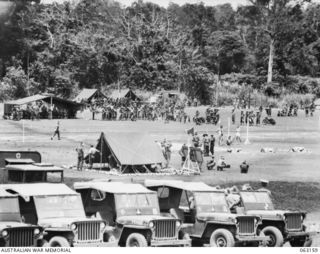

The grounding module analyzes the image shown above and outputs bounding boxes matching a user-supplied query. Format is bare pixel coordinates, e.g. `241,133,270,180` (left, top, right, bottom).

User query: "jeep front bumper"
236,235,270,243
150,239,191,247
73,241,118,247
286,231,317,240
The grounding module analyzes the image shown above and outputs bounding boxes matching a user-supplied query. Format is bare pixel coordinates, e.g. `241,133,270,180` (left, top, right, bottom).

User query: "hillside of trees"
1,0,320,105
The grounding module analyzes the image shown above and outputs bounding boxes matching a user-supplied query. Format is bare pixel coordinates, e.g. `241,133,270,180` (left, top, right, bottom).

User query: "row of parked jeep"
0,151,314,247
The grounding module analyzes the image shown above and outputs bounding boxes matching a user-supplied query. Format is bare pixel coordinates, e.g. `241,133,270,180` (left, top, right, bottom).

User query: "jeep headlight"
71,223,77,231
34,228,40,235
2,230,8,237
100,222,106,230
176,221,181,227
149,221,154,228
230,217,237,224
277,214,284,220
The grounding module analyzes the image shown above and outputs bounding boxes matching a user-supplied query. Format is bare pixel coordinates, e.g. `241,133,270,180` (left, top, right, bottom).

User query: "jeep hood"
117,215,176,227
246,210,304,219
197,212,237,223
38,217,98,229
0,221,36,230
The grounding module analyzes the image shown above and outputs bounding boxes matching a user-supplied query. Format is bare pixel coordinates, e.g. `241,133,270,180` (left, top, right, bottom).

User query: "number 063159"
300,248,319,253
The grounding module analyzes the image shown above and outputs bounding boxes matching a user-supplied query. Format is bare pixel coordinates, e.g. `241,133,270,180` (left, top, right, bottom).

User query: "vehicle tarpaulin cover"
94,132,164,166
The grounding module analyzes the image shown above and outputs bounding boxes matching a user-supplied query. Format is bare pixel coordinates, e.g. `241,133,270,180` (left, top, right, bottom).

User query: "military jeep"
74,181,191,247
0,187,44,247
144,180,268,247
235,190,313,247
2,183,116,247
4,163,64,183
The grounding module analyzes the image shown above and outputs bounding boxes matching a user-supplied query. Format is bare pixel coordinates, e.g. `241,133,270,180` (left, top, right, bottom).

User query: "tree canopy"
1,0,320,104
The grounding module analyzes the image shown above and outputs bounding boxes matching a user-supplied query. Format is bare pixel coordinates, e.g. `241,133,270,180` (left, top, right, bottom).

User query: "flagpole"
227,117,230,137
22,120,25,143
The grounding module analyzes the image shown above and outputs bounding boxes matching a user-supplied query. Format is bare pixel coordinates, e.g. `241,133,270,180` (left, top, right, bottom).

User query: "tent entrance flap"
93,132,120,169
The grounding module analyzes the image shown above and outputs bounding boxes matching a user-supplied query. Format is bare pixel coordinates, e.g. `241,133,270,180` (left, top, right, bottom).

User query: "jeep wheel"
261,226,284,247
210,229,235,247
49,236,70,247
290,238,312,247
126,233,148,247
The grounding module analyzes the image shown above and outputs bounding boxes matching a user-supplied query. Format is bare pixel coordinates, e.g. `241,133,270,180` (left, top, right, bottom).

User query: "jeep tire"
126,233,148,247
210,229,235,247
261,226,284,247
49,236,70,247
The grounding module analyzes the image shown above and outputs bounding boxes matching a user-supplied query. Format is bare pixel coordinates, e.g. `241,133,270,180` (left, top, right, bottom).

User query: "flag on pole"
186,127,194,136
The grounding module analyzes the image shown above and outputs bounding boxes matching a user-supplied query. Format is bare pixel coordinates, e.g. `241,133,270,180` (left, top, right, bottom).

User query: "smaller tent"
74,89,106,103
91,132,164,173
109,89,140,101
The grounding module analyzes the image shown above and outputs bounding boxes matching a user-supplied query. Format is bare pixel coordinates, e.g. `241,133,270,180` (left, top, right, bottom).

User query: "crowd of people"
9,102,70,120
86,96,191,123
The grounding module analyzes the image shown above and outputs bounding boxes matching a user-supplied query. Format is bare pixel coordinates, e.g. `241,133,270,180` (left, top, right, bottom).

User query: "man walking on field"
51,121,61,140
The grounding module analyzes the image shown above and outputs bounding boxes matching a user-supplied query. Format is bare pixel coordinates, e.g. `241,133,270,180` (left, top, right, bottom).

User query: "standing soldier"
235,125,241,143
179,143,189,166
192,132,200,147
203,134,210,156
51,121,61,140
231,108,236,125
240,111,244,125
88,145,100,169
76,142,84,171
256,111,261,125
209,134,215,155
162,139,172,168
194,144,203,172
217,125,223,146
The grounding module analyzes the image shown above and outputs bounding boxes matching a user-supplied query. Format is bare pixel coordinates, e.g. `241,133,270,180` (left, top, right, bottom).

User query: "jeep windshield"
115,193,160,216
194,192,230,213
0,197,21,222
34,195,85,219
240,192,275,210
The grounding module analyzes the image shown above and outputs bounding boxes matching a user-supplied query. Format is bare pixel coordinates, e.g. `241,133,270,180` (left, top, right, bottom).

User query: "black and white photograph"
0,0,319,250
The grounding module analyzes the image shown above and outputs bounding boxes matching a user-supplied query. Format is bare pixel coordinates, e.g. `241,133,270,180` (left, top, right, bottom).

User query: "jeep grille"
153,220,177,240
286,214,303,231
238,217,255,235
77,221,101,242
7,227,35,247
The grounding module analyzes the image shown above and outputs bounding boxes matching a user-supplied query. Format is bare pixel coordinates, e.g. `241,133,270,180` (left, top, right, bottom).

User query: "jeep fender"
201,221,237,240
118,225,152,246
259,220,285,234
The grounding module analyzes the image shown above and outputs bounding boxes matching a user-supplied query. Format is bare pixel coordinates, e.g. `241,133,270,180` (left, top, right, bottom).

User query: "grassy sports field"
0,106,320,244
